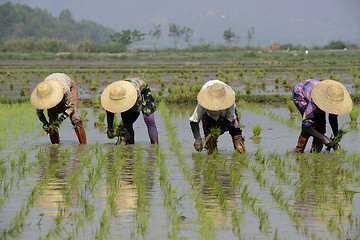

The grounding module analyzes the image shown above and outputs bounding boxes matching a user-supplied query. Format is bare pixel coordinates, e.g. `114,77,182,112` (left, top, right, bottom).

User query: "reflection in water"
293,153,353,236
101,144,156,222
35,145,82,214
192,152,239,226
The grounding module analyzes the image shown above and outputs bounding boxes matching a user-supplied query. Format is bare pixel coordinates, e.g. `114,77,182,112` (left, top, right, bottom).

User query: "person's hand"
43,124,51,133
323,136,335,149
194,138,203,152
107,129,116,139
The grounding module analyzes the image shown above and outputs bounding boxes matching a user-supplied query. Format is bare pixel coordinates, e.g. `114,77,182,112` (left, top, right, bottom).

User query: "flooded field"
0,101,359,239
1,58,360,239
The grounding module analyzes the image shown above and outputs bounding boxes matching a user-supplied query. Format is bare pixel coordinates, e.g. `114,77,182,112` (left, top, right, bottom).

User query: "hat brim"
312,80,353,115
101,81,137,113
197,85,235,111
30,79,64,109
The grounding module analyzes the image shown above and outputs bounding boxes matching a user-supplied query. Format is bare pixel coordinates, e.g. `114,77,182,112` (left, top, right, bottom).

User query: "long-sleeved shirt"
125,77,147,112
36,73,75,123
189,80,236,123
293,79,338,133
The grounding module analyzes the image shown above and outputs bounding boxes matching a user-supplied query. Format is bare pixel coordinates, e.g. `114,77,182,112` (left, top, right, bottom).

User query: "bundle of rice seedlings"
115,121,127,145
349,107,360,124
333,129,349,145
81,108,89,122
94,112,106,128
250,124,262,140
50,121,61,133
327,128,349,151
204,127,221,154
286,101,297,118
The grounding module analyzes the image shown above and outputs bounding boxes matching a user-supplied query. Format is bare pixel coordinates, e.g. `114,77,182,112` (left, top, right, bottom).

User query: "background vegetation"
0,2,359,55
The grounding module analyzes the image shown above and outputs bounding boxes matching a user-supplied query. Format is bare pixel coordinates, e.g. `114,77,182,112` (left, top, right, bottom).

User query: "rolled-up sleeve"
189,104,205,123
64,90,75,116
224,104,236,122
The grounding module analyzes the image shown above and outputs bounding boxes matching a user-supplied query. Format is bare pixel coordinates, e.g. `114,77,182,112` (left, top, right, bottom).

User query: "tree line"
0,2,358,53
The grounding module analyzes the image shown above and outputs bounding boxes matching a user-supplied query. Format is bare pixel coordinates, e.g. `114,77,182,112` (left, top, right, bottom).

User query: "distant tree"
109,29,145,51
58,9,75,23
77,39,102,52
223,28,240,46
247,26,255,48
169,23,184,48
0,2,115,43
183,27,194,47
148,24,161,48
323,40,347,50
131,29,146,47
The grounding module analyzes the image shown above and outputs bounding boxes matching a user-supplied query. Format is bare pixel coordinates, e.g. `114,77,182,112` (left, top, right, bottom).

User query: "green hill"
0,2,115,43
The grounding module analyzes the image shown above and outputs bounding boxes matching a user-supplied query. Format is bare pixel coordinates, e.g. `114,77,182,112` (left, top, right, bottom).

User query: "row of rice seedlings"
40,145,95,239
0,103,41,148
232,150,312,238
131,145,151,238
1,148,60,238
104,144,125,216
158,101,215,239
278,151,359,238
154,146,184,239
192,152,229,209
238,100,301,130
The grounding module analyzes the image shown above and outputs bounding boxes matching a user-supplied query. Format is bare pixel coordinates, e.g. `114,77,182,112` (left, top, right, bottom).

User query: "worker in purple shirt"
101,78,158,145
292,79,352,153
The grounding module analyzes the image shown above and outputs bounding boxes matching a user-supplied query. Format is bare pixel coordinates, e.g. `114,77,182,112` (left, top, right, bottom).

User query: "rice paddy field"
1,51,360,239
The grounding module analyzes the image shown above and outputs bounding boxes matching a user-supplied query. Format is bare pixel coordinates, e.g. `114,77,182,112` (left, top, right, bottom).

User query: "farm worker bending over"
292,79,352,153
189,80,245,154
30,73,87,144
101,78,159,144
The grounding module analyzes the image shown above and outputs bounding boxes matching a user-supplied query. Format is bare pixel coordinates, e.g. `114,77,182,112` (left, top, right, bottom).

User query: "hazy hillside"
0,2,115,43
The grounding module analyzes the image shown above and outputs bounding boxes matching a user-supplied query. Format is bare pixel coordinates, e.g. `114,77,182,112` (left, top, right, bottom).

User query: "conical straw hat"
30,79,64,109
101,80,137,113
312,80,353,115
197,82,235,111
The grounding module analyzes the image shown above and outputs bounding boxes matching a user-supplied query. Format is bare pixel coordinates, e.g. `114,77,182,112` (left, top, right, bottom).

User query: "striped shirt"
190,80,236,122
125,77,147,112
37,73,75,123
292,79,321,128
44,73,75,116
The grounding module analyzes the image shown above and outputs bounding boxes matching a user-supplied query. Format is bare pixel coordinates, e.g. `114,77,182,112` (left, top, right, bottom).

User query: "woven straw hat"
312,80,353,115
30,79,64,109
101,80,137,113
197,82,235,111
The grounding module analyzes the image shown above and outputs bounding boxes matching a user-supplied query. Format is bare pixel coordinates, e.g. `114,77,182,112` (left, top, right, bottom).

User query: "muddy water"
1,103,360,239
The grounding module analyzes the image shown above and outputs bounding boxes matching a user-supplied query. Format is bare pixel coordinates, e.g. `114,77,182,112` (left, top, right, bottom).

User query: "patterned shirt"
36,73,75,122
125,77,147,112
189,80,236,123
292,79,322,128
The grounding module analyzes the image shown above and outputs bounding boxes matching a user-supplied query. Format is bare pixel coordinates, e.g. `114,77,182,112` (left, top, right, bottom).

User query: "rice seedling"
250,124,262,140
347,107,360,124
80,108,89,122
94,112,106,128
50,121,61,134
204,127,221,154
326,128,349,151
286,101,298,118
